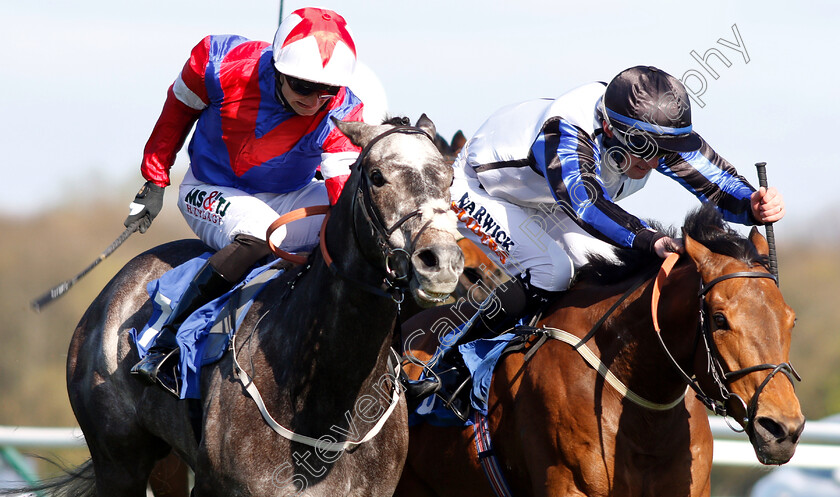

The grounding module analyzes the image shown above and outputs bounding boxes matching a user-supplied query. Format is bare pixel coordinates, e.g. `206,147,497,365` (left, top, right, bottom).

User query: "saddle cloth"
131,254,285,399
409,329,521,428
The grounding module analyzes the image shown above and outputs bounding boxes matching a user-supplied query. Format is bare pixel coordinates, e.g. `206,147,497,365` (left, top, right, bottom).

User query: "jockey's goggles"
282,74,341,99
599,97,669,162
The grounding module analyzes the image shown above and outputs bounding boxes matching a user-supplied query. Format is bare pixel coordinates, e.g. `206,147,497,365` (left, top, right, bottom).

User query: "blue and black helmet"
602,66,702,154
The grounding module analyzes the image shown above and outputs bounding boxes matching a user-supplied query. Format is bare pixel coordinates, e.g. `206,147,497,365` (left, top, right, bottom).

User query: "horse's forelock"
381,115,411,126
419,199,460,238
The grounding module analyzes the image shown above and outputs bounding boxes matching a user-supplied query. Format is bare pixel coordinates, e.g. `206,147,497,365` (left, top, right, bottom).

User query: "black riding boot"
399,368,443,412
399,278,532,409
131,261,232,396
426,276,562,401
454,276,530,346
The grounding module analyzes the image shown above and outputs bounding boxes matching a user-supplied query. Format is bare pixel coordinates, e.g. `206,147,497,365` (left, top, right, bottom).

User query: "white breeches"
177,169,328,252
450,171,618,292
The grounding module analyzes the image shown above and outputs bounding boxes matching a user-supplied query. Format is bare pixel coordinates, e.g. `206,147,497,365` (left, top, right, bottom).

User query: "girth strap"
473,411,513,497
515,326,688,410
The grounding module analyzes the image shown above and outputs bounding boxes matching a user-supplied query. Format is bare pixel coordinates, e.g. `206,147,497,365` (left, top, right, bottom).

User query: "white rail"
0,426,86,449
1,418,839,468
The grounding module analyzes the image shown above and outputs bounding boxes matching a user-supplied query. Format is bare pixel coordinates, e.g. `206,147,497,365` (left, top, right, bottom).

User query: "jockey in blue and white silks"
451,66,785,294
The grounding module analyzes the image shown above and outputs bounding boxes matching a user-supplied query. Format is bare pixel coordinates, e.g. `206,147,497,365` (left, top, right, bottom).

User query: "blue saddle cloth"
131,254,284,399
408,327,517,428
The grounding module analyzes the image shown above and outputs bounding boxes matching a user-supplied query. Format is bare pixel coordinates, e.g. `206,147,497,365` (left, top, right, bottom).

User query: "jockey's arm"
539,119,667,255
141,37,212,188
657,138,775,226
318,95,365,204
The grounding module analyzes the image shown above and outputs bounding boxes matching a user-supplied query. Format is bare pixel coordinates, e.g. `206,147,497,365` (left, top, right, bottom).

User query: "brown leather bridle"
651,253,800,431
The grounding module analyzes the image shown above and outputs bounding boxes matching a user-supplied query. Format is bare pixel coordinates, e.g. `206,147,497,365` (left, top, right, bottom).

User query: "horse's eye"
713,312,729,330
370,170,386,187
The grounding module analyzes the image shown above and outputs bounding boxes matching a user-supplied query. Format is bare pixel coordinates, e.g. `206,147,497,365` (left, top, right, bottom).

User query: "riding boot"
131,260,232,397
452,277,529,347
399,279,530,411
431,276,562,393
398,367,442,411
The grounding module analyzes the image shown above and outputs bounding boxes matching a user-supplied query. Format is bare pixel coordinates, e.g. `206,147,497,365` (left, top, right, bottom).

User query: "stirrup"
402,377,441,402
131,349,181,398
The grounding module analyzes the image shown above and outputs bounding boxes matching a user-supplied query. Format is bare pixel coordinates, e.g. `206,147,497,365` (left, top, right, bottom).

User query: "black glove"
124,181,165,233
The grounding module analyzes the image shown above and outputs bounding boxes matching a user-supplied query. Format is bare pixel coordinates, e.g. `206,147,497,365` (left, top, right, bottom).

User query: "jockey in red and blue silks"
141,34,363,207
126,7,364,396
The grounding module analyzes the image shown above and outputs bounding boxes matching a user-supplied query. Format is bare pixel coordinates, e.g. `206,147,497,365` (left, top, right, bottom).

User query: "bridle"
242,125,438,451
346,126,435,301
651,253,801,432
267,125,435,303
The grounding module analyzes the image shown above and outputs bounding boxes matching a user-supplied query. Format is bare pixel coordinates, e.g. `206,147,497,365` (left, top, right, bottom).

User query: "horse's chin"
409,278,454,308
752,445,797,466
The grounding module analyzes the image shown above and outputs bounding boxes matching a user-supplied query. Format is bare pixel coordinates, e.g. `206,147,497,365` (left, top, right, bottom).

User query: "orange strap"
318,210,334,268
266,205,330,265
651,253,681,334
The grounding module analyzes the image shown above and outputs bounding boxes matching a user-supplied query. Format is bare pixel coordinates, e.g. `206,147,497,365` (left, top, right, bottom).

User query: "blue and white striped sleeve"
656,137,757,225
534,118,664,252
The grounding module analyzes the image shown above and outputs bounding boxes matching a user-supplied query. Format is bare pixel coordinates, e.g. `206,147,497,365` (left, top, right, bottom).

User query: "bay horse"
13,115,464,497
397,205,804,497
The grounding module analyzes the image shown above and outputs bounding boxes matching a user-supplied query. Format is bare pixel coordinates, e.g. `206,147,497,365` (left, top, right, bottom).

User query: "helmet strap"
274,70,294,112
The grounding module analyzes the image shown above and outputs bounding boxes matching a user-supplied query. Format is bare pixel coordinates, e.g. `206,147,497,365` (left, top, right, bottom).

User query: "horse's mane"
572,203,768,286
381,115,411,126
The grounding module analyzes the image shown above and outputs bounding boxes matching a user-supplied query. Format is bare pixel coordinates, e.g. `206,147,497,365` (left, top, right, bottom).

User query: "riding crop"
30,220,142,312
755,162,779,283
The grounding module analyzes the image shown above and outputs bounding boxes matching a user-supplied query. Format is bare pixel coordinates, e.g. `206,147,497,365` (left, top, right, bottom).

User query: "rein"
651,253,800,431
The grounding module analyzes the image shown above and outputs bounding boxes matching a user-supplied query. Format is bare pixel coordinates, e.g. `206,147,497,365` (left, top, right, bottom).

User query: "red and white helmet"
272,7,357,87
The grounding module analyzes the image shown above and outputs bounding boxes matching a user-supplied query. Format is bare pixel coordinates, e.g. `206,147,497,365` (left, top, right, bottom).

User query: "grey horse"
18,116,464,497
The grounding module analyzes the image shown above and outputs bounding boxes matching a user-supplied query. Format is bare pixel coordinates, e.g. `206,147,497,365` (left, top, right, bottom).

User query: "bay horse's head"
681,206,804,464
332,114,464,307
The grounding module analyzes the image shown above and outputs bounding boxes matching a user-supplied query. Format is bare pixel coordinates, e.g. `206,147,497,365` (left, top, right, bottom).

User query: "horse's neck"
594,266,702,405
259,206,398,403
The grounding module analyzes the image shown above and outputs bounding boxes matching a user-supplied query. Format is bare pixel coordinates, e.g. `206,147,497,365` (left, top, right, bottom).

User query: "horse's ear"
416,113,437,141
683,232,713,268
451,130,467,154
749,226,770,256
331,117,380,148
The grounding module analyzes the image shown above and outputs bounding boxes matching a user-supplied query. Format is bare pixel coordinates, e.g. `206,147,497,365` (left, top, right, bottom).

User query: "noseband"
652,253,801,431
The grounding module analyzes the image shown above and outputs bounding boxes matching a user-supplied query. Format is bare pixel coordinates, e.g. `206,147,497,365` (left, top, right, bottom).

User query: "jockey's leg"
399,274,561,406
398,280,528,403
450,172,571,340
131,234,271,395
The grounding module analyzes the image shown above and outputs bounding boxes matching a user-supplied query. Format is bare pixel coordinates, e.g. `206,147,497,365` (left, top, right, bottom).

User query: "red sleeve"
141,87,202,187
322,99,364,204
140,37,211,187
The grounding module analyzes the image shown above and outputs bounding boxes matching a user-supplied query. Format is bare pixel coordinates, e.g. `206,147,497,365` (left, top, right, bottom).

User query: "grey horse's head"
333,114,464,307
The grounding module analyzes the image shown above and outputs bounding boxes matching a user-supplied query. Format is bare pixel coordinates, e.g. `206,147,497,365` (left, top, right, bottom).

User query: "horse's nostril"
416,249,439,269
756,417,787,441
